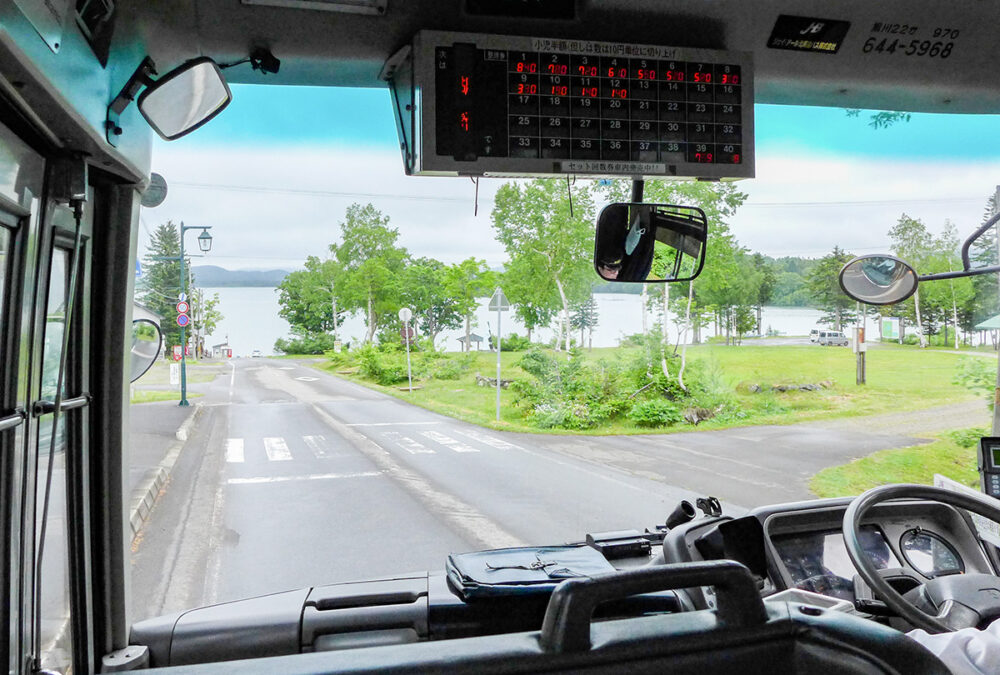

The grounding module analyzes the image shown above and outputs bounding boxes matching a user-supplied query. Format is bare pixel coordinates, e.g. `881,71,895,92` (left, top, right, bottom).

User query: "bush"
430,354,474,380
954,357,996,410
274,331,341,354
945,427,990,449
357,344,409,385
627,399,684,427
488,333,533,351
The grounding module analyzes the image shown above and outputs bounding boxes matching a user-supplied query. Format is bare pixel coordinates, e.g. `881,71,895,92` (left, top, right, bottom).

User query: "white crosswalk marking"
454,429,519,450
263,437,292,461
225,438,245,463
421,430,478,453
302,434,331,458
384,431,435,454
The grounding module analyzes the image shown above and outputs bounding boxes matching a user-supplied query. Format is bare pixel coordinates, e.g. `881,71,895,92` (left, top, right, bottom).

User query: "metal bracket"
105,56,157,147
100,645,149,672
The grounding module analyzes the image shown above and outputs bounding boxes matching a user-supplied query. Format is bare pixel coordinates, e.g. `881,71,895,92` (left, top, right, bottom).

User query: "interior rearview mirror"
839,255,919,305
130,319,162,383
594,203,707,283
138,57,232,140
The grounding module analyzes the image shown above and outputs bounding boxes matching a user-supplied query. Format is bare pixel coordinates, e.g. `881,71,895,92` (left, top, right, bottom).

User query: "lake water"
203,287,827,356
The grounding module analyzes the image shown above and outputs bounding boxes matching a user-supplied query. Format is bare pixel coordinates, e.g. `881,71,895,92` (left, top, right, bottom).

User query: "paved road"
130,356,954,620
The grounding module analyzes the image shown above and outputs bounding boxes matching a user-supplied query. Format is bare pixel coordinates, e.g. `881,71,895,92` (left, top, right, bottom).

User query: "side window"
0,225,9,335
33,247,74,673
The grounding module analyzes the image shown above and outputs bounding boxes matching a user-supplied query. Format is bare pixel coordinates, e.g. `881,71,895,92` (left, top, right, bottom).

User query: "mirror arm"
960,210,1000,271
631,179,644,203
108,56,158,116
919,265,1000,282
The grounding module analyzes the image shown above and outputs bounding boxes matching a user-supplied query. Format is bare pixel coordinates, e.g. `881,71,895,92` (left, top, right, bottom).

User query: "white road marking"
229,362,236,400
278,367,295,370
263,437,292,461
453,428,519,450
228,471,381,485
345,421,438,427
295,376,319,382
225,438,245,463
421,430,478,453
384,431,435,454
302,434,331,458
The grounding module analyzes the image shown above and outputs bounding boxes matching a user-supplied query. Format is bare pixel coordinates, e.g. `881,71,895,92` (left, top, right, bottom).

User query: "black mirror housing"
137,57,232,140
593,203,708,283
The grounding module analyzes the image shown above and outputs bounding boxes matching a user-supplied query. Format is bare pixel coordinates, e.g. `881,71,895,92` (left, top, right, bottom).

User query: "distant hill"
193,265,290,287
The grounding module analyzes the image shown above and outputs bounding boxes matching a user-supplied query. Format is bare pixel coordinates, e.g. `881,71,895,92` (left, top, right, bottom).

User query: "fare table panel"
395,32,754,179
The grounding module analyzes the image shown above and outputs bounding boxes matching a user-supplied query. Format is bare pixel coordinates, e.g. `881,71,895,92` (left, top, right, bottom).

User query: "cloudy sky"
144,85,1000,270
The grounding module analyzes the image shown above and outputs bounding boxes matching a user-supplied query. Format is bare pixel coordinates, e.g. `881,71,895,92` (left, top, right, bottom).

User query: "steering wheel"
844,484,1000,634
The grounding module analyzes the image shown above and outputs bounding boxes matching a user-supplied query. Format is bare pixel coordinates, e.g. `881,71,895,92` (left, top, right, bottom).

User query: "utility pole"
331,291,338,341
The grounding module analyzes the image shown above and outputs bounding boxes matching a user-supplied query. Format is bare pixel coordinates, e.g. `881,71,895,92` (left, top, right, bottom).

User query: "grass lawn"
810,429,983,498
309,344,982,435
130,390,203,404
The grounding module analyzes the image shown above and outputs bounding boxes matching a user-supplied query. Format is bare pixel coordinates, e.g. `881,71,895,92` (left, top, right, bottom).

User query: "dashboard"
660,497,998,610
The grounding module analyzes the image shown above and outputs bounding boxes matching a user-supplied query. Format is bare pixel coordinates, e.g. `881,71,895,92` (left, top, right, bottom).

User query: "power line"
171,181,481,204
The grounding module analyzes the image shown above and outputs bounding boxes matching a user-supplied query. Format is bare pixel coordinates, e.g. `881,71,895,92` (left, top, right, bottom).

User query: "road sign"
176,301,189,314
398,307,413,322
169,363,180,385
185,345,191,356
488,287,510,311
172,345,182,361
178,292,187,302
176,313,190,327
400,326,415,339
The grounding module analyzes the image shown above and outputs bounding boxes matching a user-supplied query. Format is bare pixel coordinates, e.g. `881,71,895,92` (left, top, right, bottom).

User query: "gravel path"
804,399,989,438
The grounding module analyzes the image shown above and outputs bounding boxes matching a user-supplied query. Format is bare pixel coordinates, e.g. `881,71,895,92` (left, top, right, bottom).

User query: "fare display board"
392,32,754,179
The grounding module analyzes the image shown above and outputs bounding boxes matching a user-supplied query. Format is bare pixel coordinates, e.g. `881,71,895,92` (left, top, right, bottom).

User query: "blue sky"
150,84,1000,268
175,84,1000,161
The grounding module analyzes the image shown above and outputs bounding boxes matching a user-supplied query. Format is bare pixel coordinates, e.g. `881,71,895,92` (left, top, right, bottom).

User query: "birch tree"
491,180,595,352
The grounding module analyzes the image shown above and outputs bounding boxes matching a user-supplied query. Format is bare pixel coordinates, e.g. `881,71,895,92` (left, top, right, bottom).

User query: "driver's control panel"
978,436,1000,497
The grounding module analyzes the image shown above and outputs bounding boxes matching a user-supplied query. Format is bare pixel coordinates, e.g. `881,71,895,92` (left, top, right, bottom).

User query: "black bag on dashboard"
445,545,615,600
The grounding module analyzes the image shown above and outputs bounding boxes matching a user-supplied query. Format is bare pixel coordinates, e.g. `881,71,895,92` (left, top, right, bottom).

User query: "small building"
212,342,233,358
457,333,484,351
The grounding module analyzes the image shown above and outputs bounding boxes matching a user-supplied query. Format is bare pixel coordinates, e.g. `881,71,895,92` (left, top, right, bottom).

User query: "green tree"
806,246,856,331
888,214,934,347
569,293,599,349
402,257,464,345
276,255,344,335
491,179,594,351
332,203,407,343
443,258,494,352
138,222,186,351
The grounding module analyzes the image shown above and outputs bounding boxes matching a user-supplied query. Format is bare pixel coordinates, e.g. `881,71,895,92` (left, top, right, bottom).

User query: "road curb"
129,404,203,541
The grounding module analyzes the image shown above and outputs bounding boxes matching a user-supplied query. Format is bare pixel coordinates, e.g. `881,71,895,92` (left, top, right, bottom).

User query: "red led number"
547,63,568,75
721,73,740,85
693,72,712,83
694,152,713,163
610,88,627,98
460,76,470,96
578,65,598,76
664,70,685,81
515,61,537,73
636,69,656,80
580,86,598,97
550,85,568,96
459,112,469,132
516,83,538,95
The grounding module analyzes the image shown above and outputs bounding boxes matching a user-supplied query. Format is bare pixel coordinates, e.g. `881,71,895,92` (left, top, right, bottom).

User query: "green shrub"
945,426,990,448
627,399,684,427
954,357,996,410
430,354,474,380
357,344,409,385
274,331,341,354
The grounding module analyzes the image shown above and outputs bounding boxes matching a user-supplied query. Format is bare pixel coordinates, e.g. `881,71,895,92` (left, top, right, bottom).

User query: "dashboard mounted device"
382,31,754,180
978,436,1000,498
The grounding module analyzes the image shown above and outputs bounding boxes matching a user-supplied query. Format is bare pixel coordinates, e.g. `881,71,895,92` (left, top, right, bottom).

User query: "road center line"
228,471,381,485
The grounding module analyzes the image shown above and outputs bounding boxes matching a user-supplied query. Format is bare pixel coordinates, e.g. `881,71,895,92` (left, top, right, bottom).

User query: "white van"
818,331,849,346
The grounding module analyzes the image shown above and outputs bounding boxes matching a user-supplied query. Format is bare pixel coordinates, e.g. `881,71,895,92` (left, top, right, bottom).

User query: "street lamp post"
178,223,213,406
